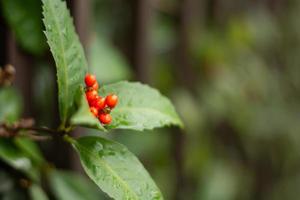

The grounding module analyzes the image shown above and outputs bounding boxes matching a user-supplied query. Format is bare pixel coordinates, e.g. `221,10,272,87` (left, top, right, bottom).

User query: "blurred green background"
1,0,300,199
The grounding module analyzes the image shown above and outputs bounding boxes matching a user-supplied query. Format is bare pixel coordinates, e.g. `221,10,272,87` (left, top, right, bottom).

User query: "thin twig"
25,133,52,141
25,126,62,135
0,118,64,141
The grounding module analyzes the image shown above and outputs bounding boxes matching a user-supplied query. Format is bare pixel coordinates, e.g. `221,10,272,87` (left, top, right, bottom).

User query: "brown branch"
0,118,63,140
24,132,52,141
26,126,61,135
0,64,16,86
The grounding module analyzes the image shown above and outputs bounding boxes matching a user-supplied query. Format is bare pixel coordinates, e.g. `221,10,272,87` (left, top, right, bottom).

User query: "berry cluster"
84,74,118,125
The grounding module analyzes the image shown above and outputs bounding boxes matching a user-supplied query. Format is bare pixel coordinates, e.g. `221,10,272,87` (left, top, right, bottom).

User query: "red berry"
85,74,97,87
91,82,99,90
105,94,118,108
90,107,98,117
99,113,112,124
85,90,98,102
91,96,106,110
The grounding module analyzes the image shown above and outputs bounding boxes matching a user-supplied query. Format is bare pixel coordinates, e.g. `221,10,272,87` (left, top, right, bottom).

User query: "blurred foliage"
1,0,46,55
0,88,22,123
29,184,48,200
122,1,300,199
49,170,106,200
32,63,56,126
0,138,40,181
89,37,131,84
0,88,42,182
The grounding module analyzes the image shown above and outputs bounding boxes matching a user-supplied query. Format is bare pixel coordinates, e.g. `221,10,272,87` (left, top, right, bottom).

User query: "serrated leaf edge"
42,0,70,126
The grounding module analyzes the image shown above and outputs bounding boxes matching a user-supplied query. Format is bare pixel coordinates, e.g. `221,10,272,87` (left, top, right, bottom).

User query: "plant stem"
25,126,61,135
0,121,64,140
63,134,76,144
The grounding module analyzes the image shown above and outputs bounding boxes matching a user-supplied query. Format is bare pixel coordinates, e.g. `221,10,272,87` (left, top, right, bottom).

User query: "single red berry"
91,82,99,90
91,96,106,110
85,73,97,87
105,94,118,108
99,113,112,124
90,107,98,117
85,90,98,102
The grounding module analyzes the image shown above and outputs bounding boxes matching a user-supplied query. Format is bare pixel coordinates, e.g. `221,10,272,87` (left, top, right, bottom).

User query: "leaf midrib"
115,107,181,125
46,0,69,125
75,142,139,200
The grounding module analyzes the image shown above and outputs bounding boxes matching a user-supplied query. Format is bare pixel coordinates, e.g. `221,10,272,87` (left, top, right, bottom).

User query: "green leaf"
42,0,87,128
29,184,49,200
1,0,46,55
2,188,26,200
0,87,22,123
69,136,164,200
49,170,105,200
89,37,131,83
70,87,105,131
0,138,40,181
14,137,45,165
100,81,183,130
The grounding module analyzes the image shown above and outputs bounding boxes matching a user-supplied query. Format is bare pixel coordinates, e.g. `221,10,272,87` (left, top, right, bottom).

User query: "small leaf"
14,137,45,165
70,87,105,131
0,138,40,181
0,87,22,123
100,81,183,130
1,0,46,55
70,136,164,200
30,184,49,200
49,170,105,200
42,0,87,128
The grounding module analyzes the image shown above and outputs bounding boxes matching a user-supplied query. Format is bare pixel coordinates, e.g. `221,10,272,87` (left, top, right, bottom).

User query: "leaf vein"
75,142,139,200
46,0,69,125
